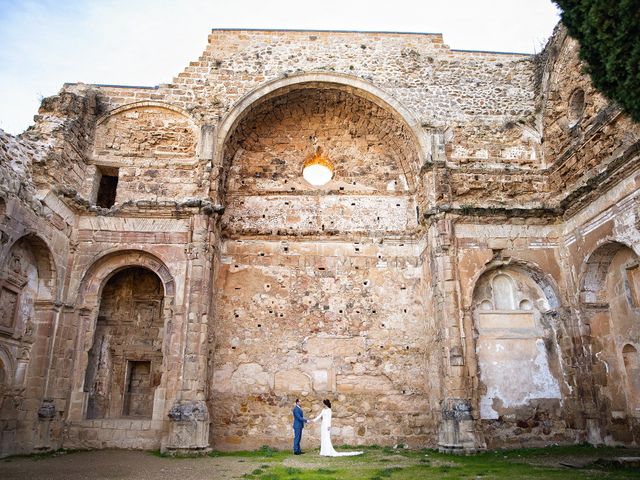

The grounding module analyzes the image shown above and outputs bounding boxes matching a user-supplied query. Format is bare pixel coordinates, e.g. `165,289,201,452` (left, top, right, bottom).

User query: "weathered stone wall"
1,24,639,457
211,238,436,450
0,126,77,456
89,104,203,204
66,30,534,126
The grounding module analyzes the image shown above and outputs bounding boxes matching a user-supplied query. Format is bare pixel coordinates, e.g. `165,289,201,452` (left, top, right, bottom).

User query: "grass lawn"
204,444,640,480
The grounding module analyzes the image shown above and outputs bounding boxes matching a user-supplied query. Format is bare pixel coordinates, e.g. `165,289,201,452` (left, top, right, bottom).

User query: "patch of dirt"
0,450,256,480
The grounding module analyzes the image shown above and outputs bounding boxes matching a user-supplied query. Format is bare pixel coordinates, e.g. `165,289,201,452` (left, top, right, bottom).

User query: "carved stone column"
430,215,485,453
164,214,216,454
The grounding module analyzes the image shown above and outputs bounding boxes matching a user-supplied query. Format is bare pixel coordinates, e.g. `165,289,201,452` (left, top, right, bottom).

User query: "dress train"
312,407,363,457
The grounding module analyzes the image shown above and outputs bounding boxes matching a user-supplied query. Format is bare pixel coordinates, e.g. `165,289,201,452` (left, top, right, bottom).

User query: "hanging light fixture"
302,146,334,186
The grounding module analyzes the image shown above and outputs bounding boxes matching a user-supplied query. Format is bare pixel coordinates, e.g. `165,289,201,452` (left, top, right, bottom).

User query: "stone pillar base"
34,399,58,452
162,400,210,455
438,399,486,454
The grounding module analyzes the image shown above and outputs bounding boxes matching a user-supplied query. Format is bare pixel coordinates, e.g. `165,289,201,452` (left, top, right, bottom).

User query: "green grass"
209,445,289,461
218,445,640,480
8,444,640,479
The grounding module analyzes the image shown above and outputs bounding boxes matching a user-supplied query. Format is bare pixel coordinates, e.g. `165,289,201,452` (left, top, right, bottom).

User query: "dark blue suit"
292,404,307,454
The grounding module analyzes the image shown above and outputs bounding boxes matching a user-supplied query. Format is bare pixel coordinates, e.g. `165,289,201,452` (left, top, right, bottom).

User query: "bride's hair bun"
323,399,332,408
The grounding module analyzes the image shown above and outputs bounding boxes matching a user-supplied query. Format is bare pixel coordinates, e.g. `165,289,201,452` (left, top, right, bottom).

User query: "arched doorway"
581,242,640,423
84,267,164,419
0,233,57,454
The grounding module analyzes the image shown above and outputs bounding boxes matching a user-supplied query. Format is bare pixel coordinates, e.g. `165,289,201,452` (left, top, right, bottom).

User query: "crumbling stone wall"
0,24,639,457
90,104,202,204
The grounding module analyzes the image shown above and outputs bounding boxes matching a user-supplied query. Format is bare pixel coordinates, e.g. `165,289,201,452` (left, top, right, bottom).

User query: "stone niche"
93,105,197,159
211,83,433,450
0,234,56,456
84,267,164,420
472,268,562,424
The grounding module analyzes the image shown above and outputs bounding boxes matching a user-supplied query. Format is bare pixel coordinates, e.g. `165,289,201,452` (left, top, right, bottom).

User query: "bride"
312,399,363,457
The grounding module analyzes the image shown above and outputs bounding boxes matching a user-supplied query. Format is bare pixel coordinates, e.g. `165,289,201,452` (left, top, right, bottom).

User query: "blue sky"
0,0,560,134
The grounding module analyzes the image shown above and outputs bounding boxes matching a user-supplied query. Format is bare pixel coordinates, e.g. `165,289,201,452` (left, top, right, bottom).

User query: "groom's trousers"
293,426,303,454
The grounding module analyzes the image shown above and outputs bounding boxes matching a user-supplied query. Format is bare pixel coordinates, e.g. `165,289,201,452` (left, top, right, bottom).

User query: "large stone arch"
95,101,196,127
0,232,60,455
212,72,431,199
2,232,58,302
579,238,640,304
92,101,199,165
78,249,176,310
68,249,176,422
464,258,561,312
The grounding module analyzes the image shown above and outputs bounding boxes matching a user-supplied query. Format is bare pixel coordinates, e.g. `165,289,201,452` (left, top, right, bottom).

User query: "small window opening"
96,166,119,208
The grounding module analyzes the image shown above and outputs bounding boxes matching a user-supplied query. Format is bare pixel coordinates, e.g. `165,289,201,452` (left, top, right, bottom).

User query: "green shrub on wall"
554,0,640,122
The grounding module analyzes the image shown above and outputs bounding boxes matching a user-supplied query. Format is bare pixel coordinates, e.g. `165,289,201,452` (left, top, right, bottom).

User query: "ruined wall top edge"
61,28,538,128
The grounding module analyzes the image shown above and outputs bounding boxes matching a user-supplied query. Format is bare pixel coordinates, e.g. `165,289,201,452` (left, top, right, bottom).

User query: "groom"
292,398,308,454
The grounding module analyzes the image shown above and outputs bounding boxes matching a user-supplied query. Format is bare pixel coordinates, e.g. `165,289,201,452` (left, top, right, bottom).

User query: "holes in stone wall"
95,166,119,208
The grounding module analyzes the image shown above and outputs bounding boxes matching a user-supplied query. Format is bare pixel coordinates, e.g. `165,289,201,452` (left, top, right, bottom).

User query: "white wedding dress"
312,408,363,457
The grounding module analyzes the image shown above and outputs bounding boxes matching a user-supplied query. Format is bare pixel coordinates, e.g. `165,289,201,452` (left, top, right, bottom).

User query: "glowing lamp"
302,148,334,186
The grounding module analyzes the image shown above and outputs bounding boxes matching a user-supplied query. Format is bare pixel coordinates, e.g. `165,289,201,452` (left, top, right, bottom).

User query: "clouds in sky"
0,0,560,134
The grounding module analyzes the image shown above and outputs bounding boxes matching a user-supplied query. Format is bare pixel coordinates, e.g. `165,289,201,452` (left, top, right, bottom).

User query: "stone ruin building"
0,24,639,457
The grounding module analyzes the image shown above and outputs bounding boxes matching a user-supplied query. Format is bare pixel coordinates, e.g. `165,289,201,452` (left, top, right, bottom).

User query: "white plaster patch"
528,339,561,400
